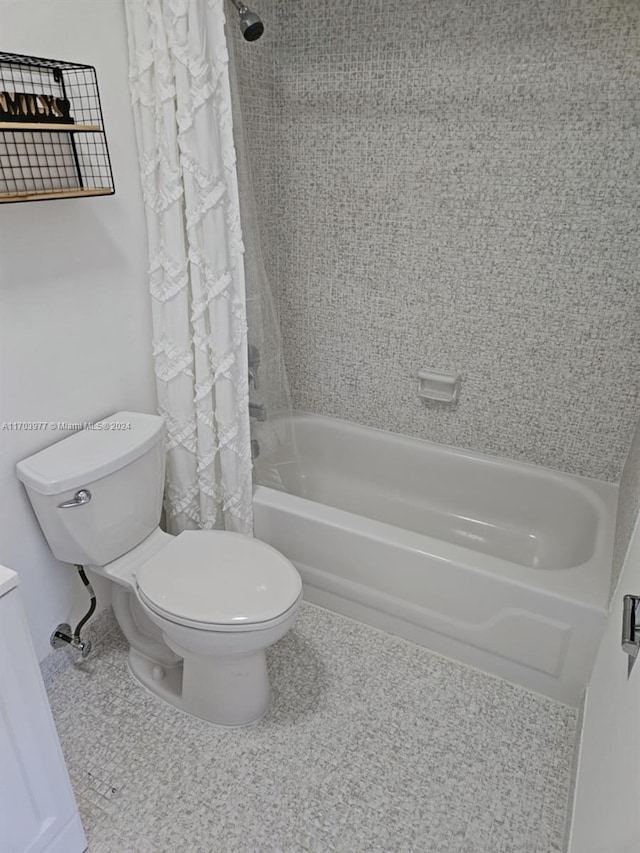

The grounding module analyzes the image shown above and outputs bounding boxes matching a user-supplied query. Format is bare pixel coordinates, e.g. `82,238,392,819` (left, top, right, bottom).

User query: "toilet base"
127,645,272,727
111,577,300,727
128,647,184,709
170,636,272,726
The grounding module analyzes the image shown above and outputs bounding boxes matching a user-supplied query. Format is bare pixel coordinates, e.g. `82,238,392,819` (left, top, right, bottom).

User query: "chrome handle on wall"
57,489,92,509
622,594,640,659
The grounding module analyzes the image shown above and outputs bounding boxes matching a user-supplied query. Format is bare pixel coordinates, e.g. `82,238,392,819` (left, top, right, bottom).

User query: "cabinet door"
0,582,87,853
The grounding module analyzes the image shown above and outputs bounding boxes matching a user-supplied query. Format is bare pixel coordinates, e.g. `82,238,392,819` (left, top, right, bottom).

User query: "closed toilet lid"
135,530,302,627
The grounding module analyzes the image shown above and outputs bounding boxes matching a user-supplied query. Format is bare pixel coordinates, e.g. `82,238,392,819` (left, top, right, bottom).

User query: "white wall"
569,512,640,853
0,0,155,661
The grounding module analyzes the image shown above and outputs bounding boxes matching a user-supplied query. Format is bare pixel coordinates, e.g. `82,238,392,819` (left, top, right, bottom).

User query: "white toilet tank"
16,412,166,567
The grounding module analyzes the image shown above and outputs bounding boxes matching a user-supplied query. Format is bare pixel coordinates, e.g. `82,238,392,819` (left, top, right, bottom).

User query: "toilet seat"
135,530,302,632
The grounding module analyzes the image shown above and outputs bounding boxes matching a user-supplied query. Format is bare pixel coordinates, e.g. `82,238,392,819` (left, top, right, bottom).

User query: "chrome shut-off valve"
51,623,92,658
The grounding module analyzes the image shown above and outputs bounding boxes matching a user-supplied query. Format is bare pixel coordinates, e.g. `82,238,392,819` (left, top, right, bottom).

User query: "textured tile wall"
234,0,640,480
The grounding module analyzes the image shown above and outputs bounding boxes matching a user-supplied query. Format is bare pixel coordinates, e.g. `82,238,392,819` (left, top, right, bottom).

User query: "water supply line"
50,564,96,659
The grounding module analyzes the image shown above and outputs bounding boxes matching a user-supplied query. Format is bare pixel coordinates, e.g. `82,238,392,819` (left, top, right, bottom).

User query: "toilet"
16,411,302,726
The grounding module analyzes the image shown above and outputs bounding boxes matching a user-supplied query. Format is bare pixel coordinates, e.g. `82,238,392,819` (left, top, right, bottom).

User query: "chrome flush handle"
57,489,92,509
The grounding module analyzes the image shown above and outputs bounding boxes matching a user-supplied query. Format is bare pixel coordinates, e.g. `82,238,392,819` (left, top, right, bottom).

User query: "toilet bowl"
16,411,303,726
131,529,301,725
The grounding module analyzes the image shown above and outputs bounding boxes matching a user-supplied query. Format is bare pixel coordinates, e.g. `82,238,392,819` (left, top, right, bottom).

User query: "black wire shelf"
0,52,115,203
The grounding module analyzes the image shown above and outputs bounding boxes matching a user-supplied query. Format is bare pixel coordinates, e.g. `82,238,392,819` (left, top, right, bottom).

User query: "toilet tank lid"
16,412,165,496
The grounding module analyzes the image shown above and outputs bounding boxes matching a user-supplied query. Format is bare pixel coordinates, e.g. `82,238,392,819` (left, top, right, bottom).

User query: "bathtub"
253,413,618,705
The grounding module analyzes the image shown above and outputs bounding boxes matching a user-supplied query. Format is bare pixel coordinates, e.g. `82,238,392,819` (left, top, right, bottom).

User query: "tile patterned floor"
47,603,576,852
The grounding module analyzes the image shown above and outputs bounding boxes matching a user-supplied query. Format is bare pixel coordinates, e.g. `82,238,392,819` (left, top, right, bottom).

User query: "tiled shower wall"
233,0,640,481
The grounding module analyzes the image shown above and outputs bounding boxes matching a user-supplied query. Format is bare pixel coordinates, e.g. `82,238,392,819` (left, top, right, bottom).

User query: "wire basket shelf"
0,52,115,203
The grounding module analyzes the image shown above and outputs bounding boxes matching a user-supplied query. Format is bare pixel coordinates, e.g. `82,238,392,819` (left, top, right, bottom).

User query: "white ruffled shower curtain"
125,0,253,535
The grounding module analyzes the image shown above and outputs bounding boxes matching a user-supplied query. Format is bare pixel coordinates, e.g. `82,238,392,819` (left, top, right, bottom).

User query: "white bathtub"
253,413,617,705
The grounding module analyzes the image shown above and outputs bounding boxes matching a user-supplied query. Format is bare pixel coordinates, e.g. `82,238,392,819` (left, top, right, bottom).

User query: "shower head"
230,0,264,41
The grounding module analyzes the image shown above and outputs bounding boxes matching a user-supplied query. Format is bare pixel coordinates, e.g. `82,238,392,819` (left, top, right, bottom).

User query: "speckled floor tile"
47,603,576,852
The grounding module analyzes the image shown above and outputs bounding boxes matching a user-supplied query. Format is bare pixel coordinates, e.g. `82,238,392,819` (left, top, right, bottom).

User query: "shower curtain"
226,30,301,497
125,0,253,535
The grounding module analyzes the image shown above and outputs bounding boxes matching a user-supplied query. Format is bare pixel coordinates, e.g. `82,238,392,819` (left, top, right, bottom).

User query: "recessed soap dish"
417,369,461,404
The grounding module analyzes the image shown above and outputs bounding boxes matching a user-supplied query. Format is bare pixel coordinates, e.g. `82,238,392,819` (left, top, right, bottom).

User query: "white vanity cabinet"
0,565,87,853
